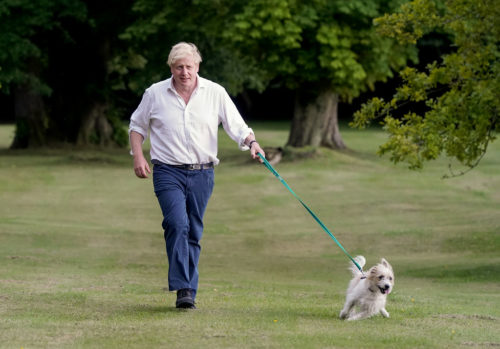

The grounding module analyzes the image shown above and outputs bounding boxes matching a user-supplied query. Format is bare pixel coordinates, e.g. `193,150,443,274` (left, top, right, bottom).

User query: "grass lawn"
0,122,499,348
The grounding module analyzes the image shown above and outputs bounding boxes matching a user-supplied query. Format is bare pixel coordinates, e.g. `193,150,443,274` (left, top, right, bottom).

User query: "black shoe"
176,288,196,309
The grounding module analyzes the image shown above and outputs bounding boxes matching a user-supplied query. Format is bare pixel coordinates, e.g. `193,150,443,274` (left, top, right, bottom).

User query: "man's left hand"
250,142,265,163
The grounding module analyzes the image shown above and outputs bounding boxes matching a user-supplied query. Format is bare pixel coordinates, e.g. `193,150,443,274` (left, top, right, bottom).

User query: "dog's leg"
346,311,372,321
380,308,390,318
339,300,355,320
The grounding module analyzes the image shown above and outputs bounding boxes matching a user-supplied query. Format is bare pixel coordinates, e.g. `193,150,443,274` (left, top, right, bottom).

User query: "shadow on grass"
0,147,131,167
405,263,500,283
442,231,500,253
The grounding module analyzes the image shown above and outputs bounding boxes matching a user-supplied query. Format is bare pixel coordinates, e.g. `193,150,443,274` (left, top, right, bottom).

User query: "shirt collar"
196,75,206,89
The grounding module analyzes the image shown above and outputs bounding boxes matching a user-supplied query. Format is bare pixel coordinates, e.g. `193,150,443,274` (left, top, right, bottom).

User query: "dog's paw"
339,311,347,320
381,309,390,318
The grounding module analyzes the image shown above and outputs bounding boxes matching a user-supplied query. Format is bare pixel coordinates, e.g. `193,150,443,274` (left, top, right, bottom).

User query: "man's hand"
134,154,151,178
250,141,265,163
130,131,151,178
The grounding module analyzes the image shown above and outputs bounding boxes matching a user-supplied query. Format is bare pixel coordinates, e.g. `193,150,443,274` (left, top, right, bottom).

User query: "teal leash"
258,153,364,274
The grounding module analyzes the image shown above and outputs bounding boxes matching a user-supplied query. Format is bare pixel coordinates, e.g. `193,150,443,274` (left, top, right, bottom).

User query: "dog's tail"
349,255,366,276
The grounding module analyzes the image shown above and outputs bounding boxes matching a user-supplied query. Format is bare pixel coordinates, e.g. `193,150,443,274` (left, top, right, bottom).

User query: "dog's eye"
378,275,384,280
389,277,393,281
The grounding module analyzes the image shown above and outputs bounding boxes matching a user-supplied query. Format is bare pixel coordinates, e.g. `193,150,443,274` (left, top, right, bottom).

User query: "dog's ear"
381,258,393,271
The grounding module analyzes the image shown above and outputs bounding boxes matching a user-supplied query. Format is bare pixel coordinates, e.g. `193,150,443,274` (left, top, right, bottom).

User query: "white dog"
339,256,394,321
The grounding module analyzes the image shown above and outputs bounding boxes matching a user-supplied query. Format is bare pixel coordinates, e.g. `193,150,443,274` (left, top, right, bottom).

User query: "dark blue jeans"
153,163,214,300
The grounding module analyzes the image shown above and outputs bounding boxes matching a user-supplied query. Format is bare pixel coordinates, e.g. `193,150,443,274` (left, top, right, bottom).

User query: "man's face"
171,57,199,90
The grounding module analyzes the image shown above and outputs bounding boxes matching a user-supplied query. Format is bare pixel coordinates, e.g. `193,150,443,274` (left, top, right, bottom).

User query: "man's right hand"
130,131,151,178
133,155,151,178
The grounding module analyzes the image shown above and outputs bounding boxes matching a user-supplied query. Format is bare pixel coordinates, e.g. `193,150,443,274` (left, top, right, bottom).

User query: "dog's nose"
384,284,390,290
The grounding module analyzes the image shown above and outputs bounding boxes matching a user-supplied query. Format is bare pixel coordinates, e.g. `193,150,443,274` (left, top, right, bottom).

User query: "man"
129,42,265,309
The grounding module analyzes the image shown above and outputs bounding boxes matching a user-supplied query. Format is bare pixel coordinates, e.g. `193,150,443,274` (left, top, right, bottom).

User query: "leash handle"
258,152,363,273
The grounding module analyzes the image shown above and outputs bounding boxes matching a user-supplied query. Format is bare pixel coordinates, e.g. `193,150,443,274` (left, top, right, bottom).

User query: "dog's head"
367,258,394,295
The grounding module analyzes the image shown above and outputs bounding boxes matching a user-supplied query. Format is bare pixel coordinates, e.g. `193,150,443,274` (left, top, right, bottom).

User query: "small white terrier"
339,256,394,321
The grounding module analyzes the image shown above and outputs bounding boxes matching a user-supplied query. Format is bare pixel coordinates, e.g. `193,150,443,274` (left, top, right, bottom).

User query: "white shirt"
129,76,253,165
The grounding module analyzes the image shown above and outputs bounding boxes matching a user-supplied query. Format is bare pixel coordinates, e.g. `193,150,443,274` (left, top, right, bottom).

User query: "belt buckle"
191,164,201,170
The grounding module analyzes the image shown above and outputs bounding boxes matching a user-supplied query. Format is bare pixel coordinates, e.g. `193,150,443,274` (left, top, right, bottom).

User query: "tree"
120,0,416,151
117,0,254,95
0,0,87,147
0,0,132,148
352,0,499,176
224,0,417,150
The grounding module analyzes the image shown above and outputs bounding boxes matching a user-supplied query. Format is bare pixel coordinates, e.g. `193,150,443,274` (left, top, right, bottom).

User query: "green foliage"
352,0,499,174
0,0,87,94
120,0,415,99
1,0,138,148
107,111,129,147
223,0,417,99
119,0,256,94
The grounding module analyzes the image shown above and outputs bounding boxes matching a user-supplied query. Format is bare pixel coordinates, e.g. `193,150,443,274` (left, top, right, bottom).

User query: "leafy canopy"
120,0,415,100
0,0,87,94
223,0,415,100
352,0,499,175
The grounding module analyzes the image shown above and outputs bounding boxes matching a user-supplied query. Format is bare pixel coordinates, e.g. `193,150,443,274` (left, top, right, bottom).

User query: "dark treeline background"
0,0,451,150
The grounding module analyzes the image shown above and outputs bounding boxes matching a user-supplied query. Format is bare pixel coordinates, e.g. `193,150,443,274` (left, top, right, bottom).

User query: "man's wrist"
133,152,145,160
248,140,258,148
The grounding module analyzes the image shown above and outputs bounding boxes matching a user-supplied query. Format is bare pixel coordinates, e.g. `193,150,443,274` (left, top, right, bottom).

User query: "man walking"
129,42,265,309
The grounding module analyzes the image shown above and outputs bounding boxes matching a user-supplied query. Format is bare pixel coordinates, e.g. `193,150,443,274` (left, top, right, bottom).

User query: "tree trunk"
11,84,48,149
76,102,113,146
287,90,346,149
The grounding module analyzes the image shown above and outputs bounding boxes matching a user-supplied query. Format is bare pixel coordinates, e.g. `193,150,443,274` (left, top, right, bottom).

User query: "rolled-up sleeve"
129,89,152,140
218,88,253,150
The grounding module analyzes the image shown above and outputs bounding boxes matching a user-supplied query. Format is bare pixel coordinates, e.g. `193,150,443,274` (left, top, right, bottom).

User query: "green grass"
0,122,499,348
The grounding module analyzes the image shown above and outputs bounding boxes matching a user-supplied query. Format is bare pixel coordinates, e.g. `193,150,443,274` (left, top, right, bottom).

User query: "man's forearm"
130,131,145,158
